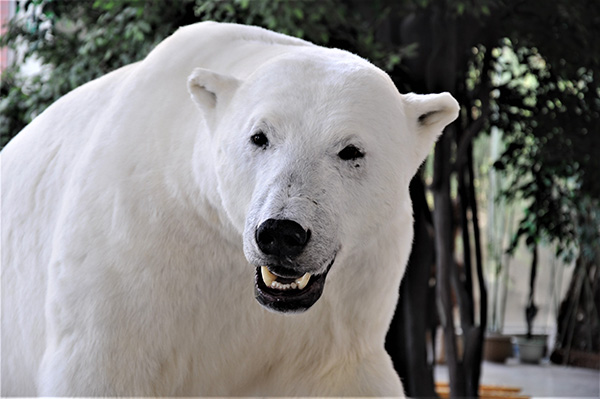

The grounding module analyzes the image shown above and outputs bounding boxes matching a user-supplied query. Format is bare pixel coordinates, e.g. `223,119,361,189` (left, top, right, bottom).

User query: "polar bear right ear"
403,92,460,165
187,68,241,131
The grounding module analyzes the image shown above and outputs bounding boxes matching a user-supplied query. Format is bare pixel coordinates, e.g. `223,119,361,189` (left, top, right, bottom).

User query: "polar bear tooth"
295,273,311,290
261,266,277,287
261,266,311,290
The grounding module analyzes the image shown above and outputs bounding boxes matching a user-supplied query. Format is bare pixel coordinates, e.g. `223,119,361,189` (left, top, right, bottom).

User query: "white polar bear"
1,21,458,396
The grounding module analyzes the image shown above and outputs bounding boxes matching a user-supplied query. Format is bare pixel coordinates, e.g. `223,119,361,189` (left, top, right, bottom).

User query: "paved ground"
435,359,600,398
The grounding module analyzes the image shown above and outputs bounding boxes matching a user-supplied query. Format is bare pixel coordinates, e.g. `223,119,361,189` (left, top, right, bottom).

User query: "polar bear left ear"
187,67,241,131
403,92,460,165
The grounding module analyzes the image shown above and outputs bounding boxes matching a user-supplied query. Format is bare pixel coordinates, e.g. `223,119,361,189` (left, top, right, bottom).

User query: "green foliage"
193,0,414,75
194,0,336,42
1,0,200,142
441,0,600,266
491,37,600,262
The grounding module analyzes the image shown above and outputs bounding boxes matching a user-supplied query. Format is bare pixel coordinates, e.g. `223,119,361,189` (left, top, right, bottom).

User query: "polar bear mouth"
254,257,335,313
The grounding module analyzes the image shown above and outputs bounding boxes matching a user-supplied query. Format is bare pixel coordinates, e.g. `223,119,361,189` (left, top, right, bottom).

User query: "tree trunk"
388,4,490,397
461,145,487,397
457,150,477,397
551,200,600,367
432,125,466,398
526,244,539,339
423,7,469,398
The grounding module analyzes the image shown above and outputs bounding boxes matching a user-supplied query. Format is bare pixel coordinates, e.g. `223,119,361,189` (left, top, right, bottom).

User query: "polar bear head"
188,48,458,313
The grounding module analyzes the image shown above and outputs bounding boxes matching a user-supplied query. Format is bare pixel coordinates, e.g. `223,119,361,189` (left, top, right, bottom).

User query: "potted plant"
509,243,547,362
483,232,514,362
483,221,514,363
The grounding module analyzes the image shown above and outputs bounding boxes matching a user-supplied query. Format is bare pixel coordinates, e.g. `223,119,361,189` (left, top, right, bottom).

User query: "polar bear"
1,21,458,396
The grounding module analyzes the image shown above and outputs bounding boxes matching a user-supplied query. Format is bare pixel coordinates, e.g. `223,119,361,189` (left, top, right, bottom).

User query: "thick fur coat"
1,22,458,396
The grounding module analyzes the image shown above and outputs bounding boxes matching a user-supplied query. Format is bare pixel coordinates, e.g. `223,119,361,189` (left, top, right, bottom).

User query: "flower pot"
511,334,548,363
484,333,514,363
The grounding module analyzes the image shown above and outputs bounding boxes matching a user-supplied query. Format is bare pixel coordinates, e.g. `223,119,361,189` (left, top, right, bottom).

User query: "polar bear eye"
250,131,269,148
338,145,365,161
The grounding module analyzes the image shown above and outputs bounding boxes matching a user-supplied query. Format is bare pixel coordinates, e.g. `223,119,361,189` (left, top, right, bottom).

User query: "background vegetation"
2,0,599,397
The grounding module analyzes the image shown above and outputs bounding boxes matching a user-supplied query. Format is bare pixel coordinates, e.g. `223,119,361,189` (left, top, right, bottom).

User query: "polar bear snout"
255,218,311,258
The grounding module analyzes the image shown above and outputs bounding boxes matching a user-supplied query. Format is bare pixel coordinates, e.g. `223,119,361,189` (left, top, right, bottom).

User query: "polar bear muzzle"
252,218,335,312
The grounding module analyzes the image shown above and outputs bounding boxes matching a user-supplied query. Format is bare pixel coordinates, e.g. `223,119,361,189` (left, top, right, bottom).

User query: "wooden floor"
435,382,529,399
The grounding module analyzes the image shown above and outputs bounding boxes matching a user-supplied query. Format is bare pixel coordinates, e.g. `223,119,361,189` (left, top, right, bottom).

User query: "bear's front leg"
37,258,190,396
38,344,117,396
38,304,189,396
38,312,157,395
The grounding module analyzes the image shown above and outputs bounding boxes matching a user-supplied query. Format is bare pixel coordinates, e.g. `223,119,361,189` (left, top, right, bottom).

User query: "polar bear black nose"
256,219,310,257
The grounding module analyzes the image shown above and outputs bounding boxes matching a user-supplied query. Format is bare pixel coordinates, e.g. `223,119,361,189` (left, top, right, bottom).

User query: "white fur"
1,21,458,396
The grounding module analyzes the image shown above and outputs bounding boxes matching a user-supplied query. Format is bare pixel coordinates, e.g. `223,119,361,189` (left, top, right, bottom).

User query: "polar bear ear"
403,92,460,164
187,67,241,130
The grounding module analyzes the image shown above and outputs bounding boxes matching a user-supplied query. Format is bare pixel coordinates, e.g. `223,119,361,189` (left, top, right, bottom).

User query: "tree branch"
454,46,494,172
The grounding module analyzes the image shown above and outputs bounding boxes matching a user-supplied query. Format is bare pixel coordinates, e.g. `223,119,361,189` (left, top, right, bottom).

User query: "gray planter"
512,334,548,363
